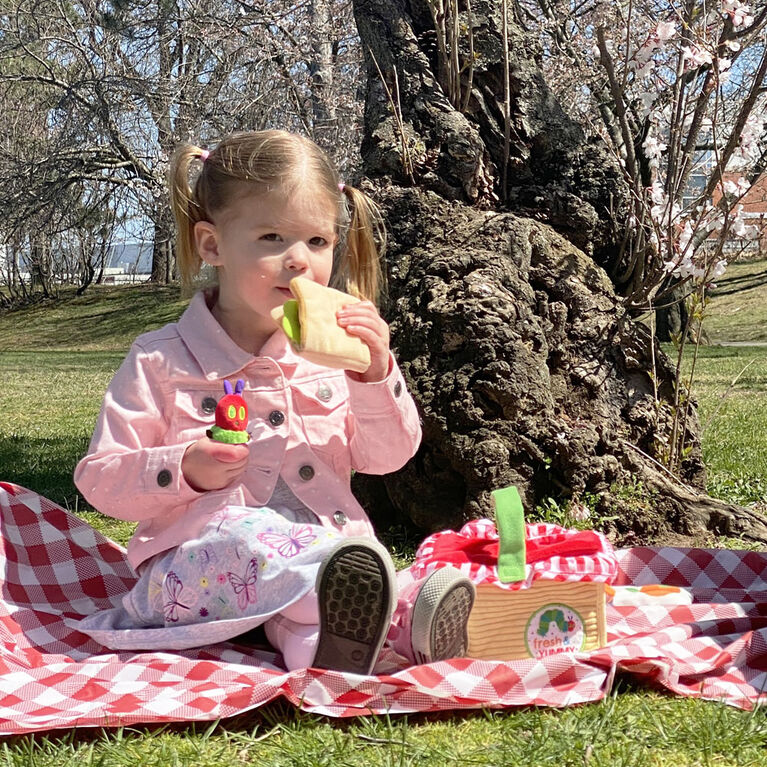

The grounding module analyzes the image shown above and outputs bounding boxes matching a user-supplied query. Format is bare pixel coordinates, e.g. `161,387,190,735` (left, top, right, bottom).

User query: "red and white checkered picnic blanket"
1,480,766,735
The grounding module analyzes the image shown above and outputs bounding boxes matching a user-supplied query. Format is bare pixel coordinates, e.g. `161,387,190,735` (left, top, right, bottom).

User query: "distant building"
714,174,767,260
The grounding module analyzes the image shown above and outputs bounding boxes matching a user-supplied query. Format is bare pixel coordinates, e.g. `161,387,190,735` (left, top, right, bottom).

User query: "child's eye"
309,237,328,247
261,233,282,241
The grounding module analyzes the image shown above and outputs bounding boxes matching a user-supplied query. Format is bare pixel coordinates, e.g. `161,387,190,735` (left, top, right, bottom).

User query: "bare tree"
0,0,364,287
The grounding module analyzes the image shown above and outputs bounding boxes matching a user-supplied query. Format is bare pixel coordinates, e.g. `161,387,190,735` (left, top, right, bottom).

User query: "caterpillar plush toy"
207,379,250,444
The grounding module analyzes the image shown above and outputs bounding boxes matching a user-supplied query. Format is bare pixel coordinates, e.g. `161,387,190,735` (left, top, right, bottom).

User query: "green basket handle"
491,485,527,583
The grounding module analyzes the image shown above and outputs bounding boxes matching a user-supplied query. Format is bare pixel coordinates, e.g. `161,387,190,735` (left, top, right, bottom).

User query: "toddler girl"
74,130,474,673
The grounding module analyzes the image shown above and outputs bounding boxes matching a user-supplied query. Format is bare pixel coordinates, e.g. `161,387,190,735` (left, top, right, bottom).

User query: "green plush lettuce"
281,299,301,344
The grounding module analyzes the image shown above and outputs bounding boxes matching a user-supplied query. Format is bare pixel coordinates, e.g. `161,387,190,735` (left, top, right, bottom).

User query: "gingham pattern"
411,519,619,589
1,482,766,735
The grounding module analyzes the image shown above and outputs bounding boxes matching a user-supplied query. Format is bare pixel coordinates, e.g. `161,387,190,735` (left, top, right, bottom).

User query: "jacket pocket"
290,379,349,464
168,389,219,442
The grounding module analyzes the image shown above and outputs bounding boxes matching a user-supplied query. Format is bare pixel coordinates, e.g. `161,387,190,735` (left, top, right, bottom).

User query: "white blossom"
728,111,764,169
711,259,728,280
643,133,667,167
722,0,754,27
637,91,655,118
635,44,654,67
651,201,667,223
730,205,757,238
649,180,666,206
655,21,677,42
678,220,694,252
634,60,655,81
683,45,713,67
723,177,750,197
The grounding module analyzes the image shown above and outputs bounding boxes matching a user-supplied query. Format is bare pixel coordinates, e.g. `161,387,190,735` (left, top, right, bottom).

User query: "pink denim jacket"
74,290,422,569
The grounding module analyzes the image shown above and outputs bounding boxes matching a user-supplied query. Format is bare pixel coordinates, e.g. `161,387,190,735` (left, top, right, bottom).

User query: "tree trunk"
150,208,176,284
309,0,338,154
29,237,52,298
349,0,767,545
654,277,690,343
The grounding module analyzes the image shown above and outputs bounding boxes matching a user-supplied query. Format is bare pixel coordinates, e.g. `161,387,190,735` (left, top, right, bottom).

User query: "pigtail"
169,144,208,290
336,185,387,305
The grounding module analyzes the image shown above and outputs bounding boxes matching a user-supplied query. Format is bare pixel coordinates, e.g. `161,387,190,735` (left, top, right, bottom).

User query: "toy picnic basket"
412,486,619,661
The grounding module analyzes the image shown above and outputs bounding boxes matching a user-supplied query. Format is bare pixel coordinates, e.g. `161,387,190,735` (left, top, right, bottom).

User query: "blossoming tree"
349,0,767,544
516,0,767,471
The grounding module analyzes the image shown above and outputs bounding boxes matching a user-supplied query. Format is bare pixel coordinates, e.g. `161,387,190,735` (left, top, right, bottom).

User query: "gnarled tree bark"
350,0,767,545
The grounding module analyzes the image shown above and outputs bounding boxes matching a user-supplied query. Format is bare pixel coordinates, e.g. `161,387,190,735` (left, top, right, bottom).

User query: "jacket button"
317,383,332,402
299,465,315,481
157,469,172,487
394,380,403,397
333,510,347,527
269,410,285,426
201,397,217,415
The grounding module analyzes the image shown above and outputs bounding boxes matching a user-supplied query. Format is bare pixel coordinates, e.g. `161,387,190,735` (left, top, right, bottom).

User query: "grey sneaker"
411,566,475,665
312,538,397,675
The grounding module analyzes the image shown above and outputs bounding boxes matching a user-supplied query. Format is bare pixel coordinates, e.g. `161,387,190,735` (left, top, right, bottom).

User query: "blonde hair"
169,130,386,303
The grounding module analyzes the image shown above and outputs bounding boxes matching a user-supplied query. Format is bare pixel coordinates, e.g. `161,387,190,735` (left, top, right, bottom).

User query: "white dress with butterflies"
75,479,342,650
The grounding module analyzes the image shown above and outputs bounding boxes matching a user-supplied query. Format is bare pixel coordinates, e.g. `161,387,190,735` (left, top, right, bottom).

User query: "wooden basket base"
467,581,606,661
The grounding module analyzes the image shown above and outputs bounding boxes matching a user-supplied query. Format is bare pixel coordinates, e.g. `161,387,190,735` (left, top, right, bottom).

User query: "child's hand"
182,437,249,492
336,301,391,382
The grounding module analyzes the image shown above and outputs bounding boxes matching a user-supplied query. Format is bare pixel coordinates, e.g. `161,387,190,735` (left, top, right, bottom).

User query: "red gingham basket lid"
412,518,619,590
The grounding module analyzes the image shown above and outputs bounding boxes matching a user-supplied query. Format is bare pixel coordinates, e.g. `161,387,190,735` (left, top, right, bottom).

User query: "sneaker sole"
313,538,396,675
411,567,475,665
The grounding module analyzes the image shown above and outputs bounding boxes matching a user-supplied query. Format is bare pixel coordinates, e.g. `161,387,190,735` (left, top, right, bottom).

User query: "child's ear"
194,221,221,266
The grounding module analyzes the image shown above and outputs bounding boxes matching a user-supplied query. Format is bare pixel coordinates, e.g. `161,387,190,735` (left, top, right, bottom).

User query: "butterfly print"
198,546,218,570
163,571,189,623
256,524,317,558
227,558,258,610
211,506,251,533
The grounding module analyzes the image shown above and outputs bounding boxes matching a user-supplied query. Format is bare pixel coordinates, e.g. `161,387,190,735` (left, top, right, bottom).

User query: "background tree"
518,0,767,319
349,0,767,544
0,0,363,286
506,0,767,475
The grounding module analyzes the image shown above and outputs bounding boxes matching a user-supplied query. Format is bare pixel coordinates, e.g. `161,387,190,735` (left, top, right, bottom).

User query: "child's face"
194,187,338,347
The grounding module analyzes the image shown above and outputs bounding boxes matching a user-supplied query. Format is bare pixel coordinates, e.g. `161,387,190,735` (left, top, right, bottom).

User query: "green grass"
2,279,767,764
688,345,767,508
4,686,767,766
0,284,188,351
0,285,188,546
704,258,767,343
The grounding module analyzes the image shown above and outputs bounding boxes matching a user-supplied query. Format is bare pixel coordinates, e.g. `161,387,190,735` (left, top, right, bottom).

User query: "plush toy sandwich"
270,276,371,373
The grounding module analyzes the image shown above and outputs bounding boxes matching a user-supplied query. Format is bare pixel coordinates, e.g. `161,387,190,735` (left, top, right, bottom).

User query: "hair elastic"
200,149,210,162
338,182,345,192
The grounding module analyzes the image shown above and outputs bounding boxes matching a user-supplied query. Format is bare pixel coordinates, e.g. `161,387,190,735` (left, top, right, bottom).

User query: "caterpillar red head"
207,379,250,444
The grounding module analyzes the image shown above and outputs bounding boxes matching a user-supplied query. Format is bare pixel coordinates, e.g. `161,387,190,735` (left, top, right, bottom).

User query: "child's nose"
284,242,310,270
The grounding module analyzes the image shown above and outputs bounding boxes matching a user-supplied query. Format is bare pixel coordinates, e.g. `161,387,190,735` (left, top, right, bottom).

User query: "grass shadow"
0,433,89,509
0,285,188,351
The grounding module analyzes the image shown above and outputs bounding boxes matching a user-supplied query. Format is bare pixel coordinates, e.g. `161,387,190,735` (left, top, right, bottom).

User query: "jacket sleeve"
74,342,202,522
344,352,422,475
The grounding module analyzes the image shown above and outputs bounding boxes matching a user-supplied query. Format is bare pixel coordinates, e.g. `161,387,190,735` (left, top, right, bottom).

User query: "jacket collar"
178,289,300,380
